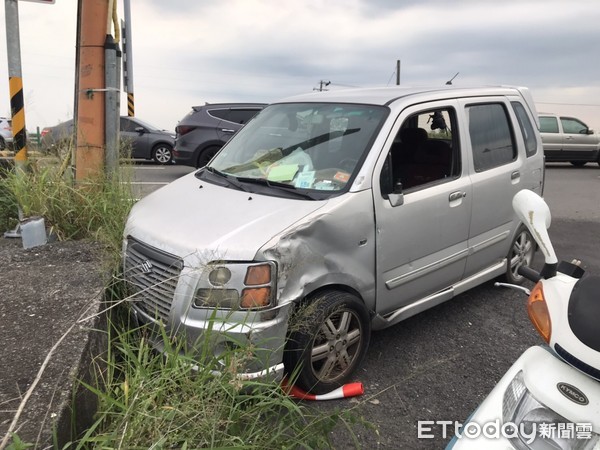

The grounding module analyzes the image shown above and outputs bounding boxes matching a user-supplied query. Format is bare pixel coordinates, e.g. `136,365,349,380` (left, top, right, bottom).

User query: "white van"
123,86,545,393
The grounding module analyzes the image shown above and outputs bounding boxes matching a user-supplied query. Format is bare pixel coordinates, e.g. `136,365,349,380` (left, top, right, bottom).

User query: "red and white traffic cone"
282,378,364,401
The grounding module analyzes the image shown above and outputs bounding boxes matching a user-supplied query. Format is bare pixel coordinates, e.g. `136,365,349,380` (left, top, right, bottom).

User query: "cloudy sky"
1,0,599,133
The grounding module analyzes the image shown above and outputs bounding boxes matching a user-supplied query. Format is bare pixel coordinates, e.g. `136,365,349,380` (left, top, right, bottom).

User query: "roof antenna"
445,72,459,85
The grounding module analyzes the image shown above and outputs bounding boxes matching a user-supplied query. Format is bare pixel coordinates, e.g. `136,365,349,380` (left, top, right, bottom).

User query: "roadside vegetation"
0,152,365,449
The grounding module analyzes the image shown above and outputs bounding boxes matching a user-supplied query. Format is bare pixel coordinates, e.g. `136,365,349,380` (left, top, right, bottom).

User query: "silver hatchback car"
123,86,544,393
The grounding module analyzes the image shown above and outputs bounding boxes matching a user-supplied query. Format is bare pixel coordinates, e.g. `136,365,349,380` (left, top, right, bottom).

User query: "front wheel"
283,291,371,394
152,144,173,164
504,226,535,284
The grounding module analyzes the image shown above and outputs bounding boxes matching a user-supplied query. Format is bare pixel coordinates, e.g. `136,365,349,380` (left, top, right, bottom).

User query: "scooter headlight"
503,371,600,450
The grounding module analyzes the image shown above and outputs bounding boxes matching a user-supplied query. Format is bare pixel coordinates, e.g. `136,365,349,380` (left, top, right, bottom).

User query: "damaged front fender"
258,189,377,310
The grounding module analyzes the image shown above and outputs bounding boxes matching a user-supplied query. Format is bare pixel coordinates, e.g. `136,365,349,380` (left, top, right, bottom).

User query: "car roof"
275,85,531,107
192,103,267,110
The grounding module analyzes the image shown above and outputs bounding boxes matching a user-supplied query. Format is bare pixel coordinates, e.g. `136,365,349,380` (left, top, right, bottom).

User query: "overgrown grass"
1,154,367,449
64,306,361,449
0,156,134,260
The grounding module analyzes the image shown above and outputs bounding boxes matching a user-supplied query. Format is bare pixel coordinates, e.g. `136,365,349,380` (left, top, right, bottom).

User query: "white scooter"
446,189,600,450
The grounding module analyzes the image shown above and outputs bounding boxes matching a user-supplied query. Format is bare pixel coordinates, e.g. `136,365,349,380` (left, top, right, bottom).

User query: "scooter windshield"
207,102,388,196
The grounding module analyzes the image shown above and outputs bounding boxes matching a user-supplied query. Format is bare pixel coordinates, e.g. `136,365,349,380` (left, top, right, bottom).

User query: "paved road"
130,162,600,449
127,161,194,198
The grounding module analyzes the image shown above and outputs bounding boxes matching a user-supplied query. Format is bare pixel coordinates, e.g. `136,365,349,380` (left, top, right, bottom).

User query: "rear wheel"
570,161,586,167
284,290,371,394
152,144,173,165
504,226,535,284
196,145,220,168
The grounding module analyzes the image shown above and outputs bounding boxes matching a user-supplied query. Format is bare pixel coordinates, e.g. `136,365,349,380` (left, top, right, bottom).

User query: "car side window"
227,109,261,125
120,118,139,133
209,109,230,121
511,101,537,157
467,103,516,172
539,116,559,133
560,117,588,134
380,107,460,196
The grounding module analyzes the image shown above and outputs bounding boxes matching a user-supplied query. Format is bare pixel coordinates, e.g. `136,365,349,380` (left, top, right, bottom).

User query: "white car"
0,117,13,150
539,113,600,166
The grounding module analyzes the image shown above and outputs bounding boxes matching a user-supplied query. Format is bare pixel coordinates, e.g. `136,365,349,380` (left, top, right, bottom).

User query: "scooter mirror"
512,190,558,266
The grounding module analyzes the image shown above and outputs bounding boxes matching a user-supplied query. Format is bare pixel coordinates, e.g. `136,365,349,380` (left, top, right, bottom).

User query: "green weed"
64,305,358,449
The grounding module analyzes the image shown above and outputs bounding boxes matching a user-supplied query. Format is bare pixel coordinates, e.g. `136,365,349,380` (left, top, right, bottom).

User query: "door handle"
221,128,235,134
511,171,520,181
449,191,466,202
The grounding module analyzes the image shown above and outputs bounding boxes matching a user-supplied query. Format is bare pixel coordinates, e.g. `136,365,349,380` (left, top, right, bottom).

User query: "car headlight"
194,262,276,310
502,371,600,450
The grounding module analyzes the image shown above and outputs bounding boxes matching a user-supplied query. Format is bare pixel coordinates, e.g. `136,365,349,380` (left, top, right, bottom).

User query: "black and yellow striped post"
9,75,27,165
127,92,134,117
122,0,135,116
5,0,28,169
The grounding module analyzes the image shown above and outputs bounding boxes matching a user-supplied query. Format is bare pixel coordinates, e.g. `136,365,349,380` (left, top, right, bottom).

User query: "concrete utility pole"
4,0,27,170
396,60,401,85
75,0,108,180
104,0,120,174
314,80,330,92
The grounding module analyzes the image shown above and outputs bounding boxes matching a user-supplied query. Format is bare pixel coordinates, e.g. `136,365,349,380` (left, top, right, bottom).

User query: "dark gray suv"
173,103,266,168
40,117,175,164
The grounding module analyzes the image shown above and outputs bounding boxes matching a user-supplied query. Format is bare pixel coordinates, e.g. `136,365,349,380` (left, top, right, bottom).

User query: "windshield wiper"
199,166,251,192
236,177,318,200
282,128,360,155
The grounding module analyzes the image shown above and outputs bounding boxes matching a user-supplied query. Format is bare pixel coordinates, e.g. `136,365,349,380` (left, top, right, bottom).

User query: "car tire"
152,144,173,165
196,145,221,168
503,225,535,285
283,290,371,394
570,161,586,167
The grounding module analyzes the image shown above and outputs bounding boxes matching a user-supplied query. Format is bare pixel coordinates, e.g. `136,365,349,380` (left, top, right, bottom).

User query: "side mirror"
389,181,404,207
587,128,595,135
512,190,558,274
134,126,145,134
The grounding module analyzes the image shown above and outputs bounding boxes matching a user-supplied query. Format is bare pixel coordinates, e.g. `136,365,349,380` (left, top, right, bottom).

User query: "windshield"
206,102,388,196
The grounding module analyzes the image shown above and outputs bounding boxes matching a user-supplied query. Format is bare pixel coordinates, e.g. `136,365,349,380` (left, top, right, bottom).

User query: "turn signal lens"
241,287,271,309
527,282,551,343
245,264,271,285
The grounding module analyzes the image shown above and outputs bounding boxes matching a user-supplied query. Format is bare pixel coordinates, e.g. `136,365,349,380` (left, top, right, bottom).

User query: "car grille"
124,237,184,324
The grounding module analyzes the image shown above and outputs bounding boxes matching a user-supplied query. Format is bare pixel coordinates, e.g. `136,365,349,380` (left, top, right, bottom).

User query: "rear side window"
227,109,261,124
539,116,559,133
511,102,537,157
208,109,229,120
467,103,516,172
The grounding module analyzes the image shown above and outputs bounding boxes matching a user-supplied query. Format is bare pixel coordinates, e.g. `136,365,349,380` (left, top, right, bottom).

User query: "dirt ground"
0,236,106,448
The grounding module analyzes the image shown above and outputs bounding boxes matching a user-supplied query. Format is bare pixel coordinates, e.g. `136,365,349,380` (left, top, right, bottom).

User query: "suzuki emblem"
139,260,153,274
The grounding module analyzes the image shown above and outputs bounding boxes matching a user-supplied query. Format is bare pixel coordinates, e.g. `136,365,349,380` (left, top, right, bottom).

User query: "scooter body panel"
447,345,600,448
